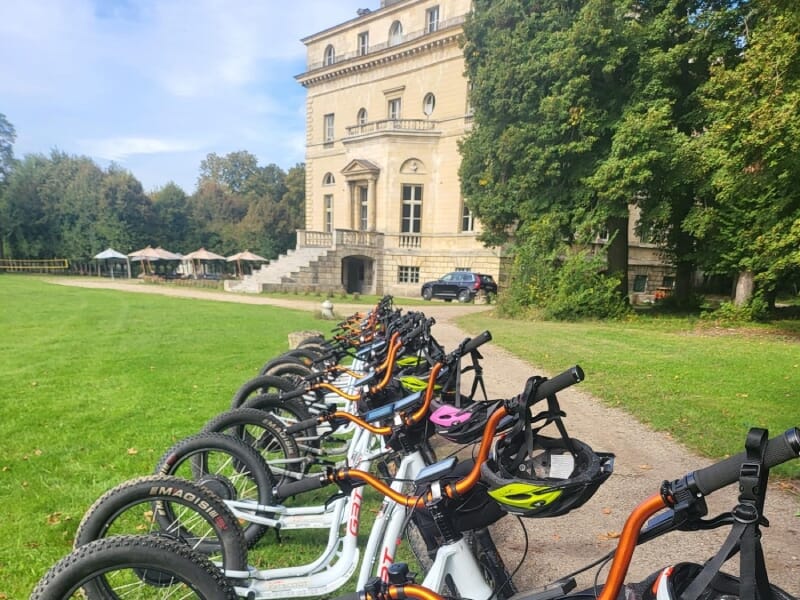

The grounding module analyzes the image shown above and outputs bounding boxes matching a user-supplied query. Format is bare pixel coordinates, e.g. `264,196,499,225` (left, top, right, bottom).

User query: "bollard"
321,299,334,319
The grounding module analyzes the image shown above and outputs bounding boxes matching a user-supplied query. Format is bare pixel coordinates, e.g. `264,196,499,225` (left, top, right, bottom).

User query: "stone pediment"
341,159,380,180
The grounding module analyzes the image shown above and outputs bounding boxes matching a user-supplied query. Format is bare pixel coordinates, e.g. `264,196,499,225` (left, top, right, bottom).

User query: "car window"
441,273,455,282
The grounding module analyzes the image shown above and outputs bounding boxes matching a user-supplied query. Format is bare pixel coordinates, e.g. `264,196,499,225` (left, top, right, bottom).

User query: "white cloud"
78,136,203,161
0,0,374,190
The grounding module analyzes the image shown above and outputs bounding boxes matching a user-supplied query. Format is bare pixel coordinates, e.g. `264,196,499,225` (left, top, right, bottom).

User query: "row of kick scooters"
31,296,800,600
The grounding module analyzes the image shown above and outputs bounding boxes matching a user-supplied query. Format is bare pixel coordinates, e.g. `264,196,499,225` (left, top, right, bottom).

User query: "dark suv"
420,272,498,303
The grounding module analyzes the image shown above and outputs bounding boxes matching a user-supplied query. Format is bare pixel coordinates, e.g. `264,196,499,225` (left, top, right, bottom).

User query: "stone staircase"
224,246,334,294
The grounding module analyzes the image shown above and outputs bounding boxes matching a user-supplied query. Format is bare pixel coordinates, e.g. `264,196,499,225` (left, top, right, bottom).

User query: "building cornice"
296,31,462,87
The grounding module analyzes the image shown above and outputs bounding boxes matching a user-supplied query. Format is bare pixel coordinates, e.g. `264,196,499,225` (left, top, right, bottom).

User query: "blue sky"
0,1,373,193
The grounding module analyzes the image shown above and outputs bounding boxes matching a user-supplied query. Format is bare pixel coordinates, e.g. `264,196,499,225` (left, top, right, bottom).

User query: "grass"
0,275,340,599
454,310,800,479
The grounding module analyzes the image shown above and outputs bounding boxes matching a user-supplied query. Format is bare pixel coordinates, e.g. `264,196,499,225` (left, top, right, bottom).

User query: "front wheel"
154,432,276,548
74,475,247,570
30,535,238,600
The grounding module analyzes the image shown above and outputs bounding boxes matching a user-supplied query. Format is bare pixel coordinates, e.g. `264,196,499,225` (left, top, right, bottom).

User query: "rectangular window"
388,98,401,121
426,6,439,33
398,266,420,284
358,31,369,56
358,186,368,231
324,194,333,233
461,205,474,232
324,113,334,143
633,274,647,293
401,184,422,233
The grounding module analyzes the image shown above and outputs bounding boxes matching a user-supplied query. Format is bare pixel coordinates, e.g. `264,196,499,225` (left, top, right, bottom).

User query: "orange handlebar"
332,403,509,509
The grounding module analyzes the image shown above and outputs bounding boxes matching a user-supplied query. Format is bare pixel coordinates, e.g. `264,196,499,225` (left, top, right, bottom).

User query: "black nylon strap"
680,428,774,600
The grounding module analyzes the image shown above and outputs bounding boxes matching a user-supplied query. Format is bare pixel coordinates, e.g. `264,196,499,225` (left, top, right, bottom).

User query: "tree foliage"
0,112,15,183
460,0,795,317
688,0,800,303
0,145,305,266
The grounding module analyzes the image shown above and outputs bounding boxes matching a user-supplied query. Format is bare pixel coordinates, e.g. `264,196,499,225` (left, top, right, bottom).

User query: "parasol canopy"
184,247,226,278
93,248,128,260
128,246,181,275
226,250,268,278
184,247,226,261
226,250,268,263
93,247,131,279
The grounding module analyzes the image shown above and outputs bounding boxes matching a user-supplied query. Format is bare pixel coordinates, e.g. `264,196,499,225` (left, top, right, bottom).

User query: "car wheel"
422,287,433,301
457,289,473,303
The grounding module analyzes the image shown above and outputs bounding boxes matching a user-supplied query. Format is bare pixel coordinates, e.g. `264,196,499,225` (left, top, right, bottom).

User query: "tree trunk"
734,270,755,306
606,214,629,301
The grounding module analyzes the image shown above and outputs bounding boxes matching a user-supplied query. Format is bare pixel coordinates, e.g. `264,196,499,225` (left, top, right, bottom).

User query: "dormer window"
324,44,335,66
358,31,369,56
357,108,368,125
389,21,403,46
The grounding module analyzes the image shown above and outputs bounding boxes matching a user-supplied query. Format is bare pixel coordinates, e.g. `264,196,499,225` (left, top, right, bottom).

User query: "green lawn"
0,275,337,599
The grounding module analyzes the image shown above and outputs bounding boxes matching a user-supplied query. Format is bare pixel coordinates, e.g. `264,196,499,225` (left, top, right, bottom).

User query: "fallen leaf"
598,531,621,540
639,464,653,470
47,512,63,525
127,448,138,455
602,507,612,515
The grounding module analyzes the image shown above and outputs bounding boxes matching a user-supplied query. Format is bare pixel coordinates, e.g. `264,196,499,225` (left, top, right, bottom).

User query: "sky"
0,0,375,193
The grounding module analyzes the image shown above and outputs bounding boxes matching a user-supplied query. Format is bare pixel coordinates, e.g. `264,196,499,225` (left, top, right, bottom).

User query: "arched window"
323,172,335,186
389,21,403,46
423,93,436,116
324,44,335,66
357,108,368,125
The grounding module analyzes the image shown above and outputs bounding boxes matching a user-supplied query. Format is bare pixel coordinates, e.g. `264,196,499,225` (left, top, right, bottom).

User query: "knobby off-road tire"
261,361,314,387
201,407,303,485
471,527,518,600
241,393,322,459
155,432,275,548
30,535,238,600
259,349,323,375
230,374,299,409
74,475,247,572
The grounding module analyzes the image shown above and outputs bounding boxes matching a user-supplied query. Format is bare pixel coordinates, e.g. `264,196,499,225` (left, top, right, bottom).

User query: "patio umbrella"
93,248,130,279
129,246,181,275
226,250,268,277
184,247,226,278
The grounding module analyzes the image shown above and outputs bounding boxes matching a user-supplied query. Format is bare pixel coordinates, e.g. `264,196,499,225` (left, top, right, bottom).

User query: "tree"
151,182,191,250
689,0,800,306
197,151,261,194
460,0,638,306
0,113,15,183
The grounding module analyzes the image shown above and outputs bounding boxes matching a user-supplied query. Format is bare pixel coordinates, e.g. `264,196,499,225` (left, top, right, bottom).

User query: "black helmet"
480,430,613,517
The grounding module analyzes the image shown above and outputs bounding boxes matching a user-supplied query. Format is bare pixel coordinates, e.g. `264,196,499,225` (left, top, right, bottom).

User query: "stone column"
367,178,376,231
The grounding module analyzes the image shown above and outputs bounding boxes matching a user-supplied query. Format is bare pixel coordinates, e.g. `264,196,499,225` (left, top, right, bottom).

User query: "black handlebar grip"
285,417,320,435
400,322,427,345
692,427,800,496
532,365,585,403
280,387,308,401
461,330,492,355
274,474,329,500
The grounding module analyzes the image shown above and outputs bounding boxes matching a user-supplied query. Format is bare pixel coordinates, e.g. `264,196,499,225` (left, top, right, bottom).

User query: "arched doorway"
341,255,374,294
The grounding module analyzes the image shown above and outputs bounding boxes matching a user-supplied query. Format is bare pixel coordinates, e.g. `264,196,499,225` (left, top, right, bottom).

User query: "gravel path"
51,278,800,596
